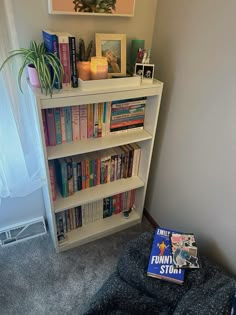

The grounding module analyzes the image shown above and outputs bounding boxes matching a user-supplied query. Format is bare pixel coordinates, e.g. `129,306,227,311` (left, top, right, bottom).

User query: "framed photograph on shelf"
95,33,126,77
48,0,135,17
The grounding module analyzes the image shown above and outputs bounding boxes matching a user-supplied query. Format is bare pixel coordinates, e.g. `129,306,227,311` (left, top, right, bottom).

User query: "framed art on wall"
96,33,126,77
48,0,135,17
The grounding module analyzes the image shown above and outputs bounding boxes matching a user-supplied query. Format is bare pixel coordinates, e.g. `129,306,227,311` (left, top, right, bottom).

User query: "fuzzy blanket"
83,231,236,314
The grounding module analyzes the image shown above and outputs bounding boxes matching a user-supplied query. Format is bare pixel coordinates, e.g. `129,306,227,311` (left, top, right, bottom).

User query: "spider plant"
0,40,64,97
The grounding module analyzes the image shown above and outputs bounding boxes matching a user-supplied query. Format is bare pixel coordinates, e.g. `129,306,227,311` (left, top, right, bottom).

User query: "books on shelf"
42,30,78,89
170,232,200,269
55,190,136,243
147,227,185,285
49,144,140,199
41,97,146,147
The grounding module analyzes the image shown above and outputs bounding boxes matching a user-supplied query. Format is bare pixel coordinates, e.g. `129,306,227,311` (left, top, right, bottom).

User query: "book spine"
64,107,72,142
98,102,103,138
80,105,88,139
93,103,98,138
48,161,56,201
60,108,66,143
41,110,49,146
54,108,62,145
110,117,144,127
77,161,82,191
58,35,71,88
89,159,94,187
68,36,78,88
87,103,94,138
72,159,78,192
65,158,74,196
58,159,68,197
45,108,56,146
105,101,111,136
102,102,106,137
110,123,144,132
72,105,80,141
85,158,90,188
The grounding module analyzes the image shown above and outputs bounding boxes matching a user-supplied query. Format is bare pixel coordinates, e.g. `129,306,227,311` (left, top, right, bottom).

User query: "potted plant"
0,40,63,97
76,39,93,81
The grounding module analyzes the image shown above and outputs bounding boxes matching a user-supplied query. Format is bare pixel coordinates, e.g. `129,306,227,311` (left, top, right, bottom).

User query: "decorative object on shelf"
96,33,126,77
76,38,94,81
135,63,155,83
130,39,145,73
90,56,108,80
48,0,135,17
0,40,63,97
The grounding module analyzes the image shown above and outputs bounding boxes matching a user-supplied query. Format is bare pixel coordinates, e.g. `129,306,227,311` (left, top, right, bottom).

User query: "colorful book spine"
60,108,66,143
64,107,72,142
87,103,94,138
72,105,80,141
56,158,68,197
80,105,88,139
48,160,56,201
98,102,103,138
56,33,71,88
45,108,56,146
54,108,62,145
68,36,78,88
105,101,111,136
93,103,98,138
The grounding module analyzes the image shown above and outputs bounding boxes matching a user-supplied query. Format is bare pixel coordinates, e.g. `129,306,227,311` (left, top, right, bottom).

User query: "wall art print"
48,0,135,17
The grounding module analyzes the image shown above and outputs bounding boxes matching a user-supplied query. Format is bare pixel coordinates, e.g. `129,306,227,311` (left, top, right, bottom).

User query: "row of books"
49,144,141,199
42,97,146,146
147,227,200,285
56,190,136,242
42,30,78,89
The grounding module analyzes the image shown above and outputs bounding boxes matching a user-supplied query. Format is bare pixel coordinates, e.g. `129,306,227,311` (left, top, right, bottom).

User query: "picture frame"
48,0,135,17
135,63,155,83
95,33,127,77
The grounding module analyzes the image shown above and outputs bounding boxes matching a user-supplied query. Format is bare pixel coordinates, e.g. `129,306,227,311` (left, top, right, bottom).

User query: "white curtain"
0,0,45,204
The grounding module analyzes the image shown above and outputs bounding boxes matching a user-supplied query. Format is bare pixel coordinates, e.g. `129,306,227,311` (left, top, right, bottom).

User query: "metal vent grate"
0,217,47,247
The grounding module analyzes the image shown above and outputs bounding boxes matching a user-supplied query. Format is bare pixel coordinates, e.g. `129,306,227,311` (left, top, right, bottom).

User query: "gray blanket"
83,231,236,314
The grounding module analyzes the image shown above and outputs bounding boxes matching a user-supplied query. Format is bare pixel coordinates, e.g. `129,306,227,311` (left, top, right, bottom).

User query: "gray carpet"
0,217,153,315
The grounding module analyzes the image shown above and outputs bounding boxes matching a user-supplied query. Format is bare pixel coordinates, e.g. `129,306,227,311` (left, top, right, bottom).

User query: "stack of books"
42,30,78,89
147,227,200,285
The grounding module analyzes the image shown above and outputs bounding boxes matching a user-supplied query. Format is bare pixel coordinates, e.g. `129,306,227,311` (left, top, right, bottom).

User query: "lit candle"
90,57,108,80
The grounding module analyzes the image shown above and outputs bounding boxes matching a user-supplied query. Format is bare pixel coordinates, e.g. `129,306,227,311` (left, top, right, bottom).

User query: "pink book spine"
42,109,49,146
79,104,88,139
58,39,71,88
60,108,66,143
72,105,80,141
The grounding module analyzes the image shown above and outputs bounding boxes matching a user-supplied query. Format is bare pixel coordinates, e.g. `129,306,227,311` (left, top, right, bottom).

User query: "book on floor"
147,227,185,285
170,232,200,269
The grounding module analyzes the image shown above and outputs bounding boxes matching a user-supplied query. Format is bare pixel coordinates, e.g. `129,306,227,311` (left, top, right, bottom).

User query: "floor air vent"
0,217,47,247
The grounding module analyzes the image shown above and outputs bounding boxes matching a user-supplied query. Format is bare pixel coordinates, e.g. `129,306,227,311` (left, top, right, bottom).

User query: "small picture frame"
135,63,154,83
96,33,126,77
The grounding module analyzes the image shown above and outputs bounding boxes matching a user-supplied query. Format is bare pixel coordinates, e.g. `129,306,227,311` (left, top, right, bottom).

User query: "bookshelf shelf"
31,79,163,253
58,210,141,252
54,176,144,213
47,130,152,160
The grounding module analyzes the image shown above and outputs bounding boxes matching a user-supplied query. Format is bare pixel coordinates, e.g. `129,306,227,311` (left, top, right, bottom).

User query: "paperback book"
147,227,185,284
170,232,200,269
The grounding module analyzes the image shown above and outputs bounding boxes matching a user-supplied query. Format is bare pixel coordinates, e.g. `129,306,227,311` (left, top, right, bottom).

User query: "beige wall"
12,0,157,61
146,0,236,275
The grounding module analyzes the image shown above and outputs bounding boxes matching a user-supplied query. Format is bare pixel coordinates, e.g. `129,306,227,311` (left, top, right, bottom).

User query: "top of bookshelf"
29,78,163,101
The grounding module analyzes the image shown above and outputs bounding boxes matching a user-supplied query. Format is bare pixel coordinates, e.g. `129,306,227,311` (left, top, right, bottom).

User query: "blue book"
64,107,73,142
42,30,62,90
147,227,185,285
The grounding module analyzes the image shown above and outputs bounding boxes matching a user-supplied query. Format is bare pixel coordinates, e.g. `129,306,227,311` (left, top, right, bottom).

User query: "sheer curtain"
0,0,45,205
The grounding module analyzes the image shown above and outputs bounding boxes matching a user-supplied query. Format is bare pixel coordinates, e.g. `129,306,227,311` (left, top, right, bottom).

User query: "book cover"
147,227,185,285
42,30,62,90
170,232,200,269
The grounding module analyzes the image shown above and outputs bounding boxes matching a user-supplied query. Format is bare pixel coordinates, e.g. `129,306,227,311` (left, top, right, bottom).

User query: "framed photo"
96,33,126,77
135,63,155,83
48,0,135,17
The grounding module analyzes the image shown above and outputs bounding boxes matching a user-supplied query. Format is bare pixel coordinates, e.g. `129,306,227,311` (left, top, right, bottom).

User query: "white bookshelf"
31,79,163,253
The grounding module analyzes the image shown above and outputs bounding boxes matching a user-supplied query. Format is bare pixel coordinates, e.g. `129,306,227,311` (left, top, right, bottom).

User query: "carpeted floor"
0,217,153,315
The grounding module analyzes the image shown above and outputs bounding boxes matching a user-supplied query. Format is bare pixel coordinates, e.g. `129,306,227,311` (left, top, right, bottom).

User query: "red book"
45,108,56,146
55,32,71,88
